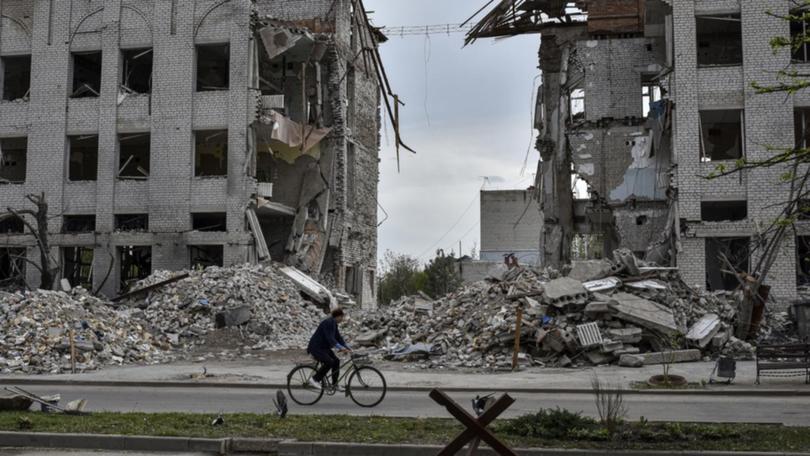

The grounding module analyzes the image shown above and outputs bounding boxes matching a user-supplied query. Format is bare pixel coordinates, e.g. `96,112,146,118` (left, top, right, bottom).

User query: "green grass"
1,412,810,452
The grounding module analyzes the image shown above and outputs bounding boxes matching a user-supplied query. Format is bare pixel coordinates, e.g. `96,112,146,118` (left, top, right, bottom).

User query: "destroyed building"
468,0,805,303
0,0,397,308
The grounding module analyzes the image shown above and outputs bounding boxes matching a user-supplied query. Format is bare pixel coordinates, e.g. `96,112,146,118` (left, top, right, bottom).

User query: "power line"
381,23,476,37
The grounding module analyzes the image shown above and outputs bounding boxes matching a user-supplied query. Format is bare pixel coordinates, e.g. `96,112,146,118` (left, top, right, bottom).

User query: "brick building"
468,0,807,302
0,0,387,308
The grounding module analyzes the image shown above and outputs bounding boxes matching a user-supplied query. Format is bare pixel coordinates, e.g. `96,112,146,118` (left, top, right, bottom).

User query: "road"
14,385,810,425
0,452,204,456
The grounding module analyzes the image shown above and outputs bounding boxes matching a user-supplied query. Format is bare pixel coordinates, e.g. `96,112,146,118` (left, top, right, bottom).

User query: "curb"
0,378,808,396
1,433,810,456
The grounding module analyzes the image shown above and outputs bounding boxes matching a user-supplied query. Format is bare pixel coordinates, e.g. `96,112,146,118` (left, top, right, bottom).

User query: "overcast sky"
364,0,541,266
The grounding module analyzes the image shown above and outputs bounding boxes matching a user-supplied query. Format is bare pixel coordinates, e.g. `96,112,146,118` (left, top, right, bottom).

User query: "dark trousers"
311,349,340,385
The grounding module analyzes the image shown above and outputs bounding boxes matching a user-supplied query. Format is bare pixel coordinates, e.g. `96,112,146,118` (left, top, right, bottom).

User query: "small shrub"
498,407,596,439
17,416,32,430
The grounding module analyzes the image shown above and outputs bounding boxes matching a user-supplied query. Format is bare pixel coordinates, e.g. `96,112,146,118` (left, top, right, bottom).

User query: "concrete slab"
608,293,679,335
686,314,721,348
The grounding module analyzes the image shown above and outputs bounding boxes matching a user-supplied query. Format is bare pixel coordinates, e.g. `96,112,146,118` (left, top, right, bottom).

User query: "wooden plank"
111,273,189,302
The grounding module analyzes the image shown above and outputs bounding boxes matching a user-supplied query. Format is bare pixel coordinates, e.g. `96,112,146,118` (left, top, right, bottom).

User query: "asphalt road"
13,385,810,425
0,452,205,456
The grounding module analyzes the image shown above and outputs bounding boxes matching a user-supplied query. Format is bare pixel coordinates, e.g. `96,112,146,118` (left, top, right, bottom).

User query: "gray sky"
366,0,540,265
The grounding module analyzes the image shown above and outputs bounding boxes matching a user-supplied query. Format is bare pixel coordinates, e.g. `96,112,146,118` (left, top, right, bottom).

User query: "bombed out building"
468,0,807,302
0,0,391,307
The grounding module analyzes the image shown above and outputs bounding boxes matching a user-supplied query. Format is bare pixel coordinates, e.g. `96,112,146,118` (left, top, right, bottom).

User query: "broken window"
641,79,662,117
696,14,742,67
798,199,810,221
0,247,26,286
62,247,93,290
119,245,151,292
192,212,227,232
705,237,749,291
196,44,230,91
189,245,224,269
118,133,150,179
0,137,27,183
68,135,99,181
798,236,810,285
0,216,24,234
1,55,31,101
699,110,744,161
701,200,747,222
569,88,585,122
71,51,102,98
194,130,228,176
795,108,810,149
115,214,148,231
346,142,356,209
791,10,810,62
62,215,96,233
121,48,153,94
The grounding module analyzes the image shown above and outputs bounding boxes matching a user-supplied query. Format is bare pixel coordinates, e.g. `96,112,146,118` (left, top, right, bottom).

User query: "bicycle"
286,353,387,408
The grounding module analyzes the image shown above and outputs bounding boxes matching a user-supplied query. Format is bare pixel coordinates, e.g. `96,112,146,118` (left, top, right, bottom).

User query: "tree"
0,193,58,290
423,249,462,298
377,250,426,305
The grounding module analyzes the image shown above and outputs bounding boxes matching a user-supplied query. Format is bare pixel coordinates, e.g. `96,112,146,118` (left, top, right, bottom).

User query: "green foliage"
422,251,462,298
497,408,596,439
377,251,426,305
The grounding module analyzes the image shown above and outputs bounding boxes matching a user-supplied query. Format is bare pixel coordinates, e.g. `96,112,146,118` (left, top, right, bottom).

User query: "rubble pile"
121,263,327,354
0,288,165,374
352,250,786,369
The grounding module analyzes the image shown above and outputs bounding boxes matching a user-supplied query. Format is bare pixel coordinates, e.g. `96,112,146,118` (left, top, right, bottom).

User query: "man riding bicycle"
307,308,351,390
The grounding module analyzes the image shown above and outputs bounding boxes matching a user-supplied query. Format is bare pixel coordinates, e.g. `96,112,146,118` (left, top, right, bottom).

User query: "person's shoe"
307,378,322,390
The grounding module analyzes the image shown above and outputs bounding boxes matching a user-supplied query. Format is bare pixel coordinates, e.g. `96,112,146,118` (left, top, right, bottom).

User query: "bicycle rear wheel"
347,366,387,408
286,365,324,406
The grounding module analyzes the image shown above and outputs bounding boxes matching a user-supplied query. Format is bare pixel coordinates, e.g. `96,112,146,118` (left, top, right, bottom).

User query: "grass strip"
1,412,810,452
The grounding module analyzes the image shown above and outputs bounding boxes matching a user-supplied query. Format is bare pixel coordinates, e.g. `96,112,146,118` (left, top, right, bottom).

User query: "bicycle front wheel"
347,366,387,408
286,365,324,406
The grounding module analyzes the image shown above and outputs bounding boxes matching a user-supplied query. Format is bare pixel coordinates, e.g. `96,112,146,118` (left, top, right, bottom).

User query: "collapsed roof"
465,0,587,44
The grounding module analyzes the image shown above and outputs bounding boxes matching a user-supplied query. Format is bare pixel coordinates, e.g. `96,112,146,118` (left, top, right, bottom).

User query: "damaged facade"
0,0,385,308
469,0,804,302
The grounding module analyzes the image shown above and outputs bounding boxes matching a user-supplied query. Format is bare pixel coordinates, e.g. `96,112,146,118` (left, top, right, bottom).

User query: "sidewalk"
2,359,809,393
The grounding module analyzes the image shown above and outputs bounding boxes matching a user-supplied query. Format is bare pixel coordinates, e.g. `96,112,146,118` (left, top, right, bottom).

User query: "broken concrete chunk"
608,292,679,335
685,313,721,348
543,277,588,302
584,301,610,318
585,350,614,365
618,354,644,368
607,327,642,344
583,277,622,293
214,305,252,329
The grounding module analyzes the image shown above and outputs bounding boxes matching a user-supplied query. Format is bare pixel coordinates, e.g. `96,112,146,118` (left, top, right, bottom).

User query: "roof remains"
465,0,587,44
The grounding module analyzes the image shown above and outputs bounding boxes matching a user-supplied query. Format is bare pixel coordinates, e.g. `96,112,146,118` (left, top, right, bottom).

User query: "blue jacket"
307,317,348,353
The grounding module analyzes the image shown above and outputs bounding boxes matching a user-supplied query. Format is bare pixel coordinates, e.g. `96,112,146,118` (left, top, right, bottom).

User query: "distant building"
479,189,542,265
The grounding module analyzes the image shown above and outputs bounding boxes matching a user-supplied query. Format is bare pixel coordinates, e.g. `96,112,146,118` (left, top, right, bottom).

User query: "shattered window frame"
70,51,103,98
62,246,94,290
0,136,28,184
121,47,153,95
118,132,151,180
195,43,230,92
191,212,227,232
0,216,24,234
1,54,32,101
67,134,99,181
705,237,750,291
641,80,662,118
791,8,810,63
699,109,745,162
62,215,96,234
194,129,229,177
695,14,743,68
118,245,152,292
795,107,810,149
189,244,224,269
0,247,26,286
797,236,810,285
700,200,748,222
115,214,149,231
569,88,585,123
